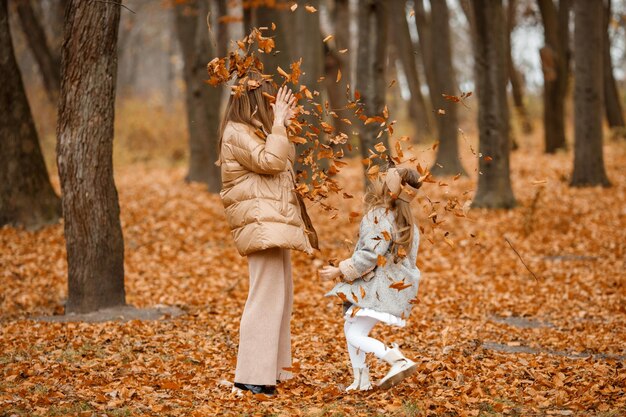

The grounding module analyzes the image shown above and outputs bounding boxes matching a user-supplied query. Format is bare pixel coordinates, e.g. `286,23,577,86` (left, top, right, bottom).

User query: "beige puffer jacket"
219,121,318,256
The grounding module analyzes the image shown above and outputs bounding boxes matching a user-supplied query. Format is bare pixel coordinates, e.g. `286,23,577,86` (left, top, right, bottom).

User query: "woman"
218,71,318,396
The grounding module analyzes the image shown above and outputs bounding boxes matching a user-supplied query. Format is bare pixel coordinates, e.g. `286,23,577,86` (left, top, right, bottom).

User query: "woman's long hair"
217,71,277,165
364,167,421,260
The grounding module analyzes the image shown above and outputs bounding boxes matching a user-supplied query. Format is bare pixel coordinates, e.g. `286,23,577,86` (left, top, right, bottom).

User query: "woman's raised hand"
271,86,297,127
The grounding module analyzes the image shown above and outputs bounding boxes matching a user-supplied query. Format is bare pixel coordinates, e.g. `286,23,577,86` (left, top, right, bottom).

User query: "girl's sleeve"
338,210,393,282
228,125,290,175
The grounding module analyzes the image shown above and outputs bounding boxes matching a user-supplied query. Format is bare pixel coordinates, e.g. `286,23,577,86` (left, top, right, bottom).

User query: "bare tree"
571,0,610,187
246,1,293,78
56,0,125,313
471,0,516,208
15,0,60,104
430,0,466,176
293,0,324,175
324,0,351,137
389,0,432,138
174,0,222,191
356,0,389,168
413,0,436,111
506,0,533,135
215,0,228,57
538,0,571,153
0,0,60,229
603,0,625,128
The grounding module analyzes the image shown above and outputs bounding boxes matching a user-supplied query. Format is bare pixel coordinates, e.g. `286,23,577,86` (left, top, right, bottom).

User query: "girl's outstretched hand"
319,265,342,281
271,86,297,127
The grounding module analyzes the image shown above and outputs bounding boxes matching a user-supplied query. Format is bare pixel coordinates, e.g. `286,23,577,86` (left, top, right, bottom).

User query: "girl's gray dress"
326,207,421,326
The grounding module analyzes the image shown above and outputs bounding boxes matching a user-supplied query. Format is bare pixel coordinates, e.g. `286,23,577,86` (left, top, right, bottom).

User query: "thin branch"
92,0,136,14
504,236,540,283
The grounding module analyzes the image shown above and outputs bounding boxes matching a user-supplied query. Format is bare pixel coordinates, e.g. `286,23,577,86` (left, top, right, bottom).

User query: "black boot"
234,382,276,395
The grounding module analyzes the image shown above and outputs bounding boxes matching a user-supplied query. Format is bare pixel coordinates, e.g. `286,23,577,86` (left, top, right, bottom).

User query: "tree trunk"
356,0,389,171
571,0,610,187
506,0,533,135
538,0,571,153
389,0,432,138
603,0,625,128
324,0,351,137
255,1,293,79
0,0,60,230
293,0,324,176
16,0,61,104
430,0,466,176
56,0,125,313
174,0,222,191
471,0,516,209
215,0,228,58
413,0,436,115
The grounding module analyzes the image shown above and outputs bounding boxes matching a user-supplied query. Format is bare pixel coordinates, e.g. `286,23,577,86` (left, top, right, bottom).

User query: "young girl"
319,167,422,391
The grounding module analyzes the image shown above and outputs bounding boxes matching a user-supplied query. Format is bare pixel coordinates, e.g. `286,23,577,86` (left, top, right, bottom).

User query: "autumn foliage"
1,136,625,415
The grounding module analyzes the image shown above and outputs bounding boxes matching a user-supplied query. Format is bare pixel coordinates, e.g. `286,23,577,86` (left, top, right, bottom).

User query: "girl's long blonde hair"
217,71,277,165
364,167,422,260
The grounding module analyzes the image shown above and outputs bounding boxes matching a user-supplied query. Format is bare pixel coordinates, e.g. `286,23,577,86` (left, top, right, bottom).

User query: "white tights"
344,316,388,369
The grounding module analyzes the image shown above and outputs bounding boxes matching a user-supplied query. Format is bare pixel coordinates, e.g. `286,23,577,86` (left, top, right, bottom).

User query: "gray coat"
326,207,421,319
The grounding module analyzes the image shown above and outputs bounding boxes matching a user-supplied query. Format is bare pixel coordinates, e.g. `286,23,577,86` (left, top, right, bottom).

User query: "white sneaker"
377,347,417,389
346,367,373,391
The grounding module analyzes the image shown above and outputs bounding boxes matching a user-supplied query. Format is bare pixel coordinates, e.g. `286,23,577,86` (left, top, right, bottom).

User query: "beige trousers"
234,247,293,385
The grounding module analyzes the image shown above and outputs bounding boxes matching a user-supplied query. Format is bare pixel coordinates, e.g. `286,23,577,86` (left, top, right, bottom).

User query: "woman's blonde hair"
217,70,277,165
364,167,422,261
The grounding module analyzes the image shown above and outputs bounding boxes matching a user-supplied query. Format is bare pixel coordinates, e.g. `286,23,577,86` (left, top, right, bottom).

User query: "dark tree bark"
506,0,533,135
389,0,432,138
413,0,436,111
255,1,293,78
538,0,571,153
294,0,324,175
603,0,625,128
356,0,389,170
0,0,60,229
571,0,610,187
471,0,516,208
56,0,125,313
174,0,222,191
430,0,466,176
215,0,228,58
333,0,350,87
15,0,61,104
324,0,351,137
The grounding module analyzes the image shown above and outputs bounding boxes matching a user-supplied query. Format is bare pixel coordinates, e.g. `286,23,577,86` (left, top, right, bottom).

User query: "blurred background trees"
3,0,626,311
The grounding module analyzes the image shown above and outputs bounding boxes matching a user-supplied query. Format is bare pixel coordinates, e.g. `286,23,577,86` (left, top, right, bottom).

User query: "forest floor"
1,137,625,417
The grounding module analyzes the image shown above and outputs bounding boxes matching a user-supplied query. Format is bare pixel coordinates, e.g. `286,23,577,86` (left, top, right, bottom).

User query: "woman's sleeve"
338,210,393,282
228,125,290,175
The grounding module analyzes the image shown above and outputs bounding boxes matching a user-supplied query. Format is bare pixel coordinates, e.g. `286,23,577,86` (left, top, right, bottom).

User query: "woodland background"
1,0,625,416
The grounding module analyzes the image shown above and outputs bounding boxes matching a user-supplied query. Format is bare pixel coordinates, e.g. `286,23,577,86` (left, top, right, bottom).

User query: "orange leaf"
389,280,412,291
377,255,387,267
374,142,386,153
305,5,317,13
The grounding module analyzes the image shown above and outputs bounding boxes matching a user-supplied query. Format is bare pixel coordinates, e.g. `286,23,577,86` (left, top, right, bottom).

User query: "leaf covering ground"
1,140,625,416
